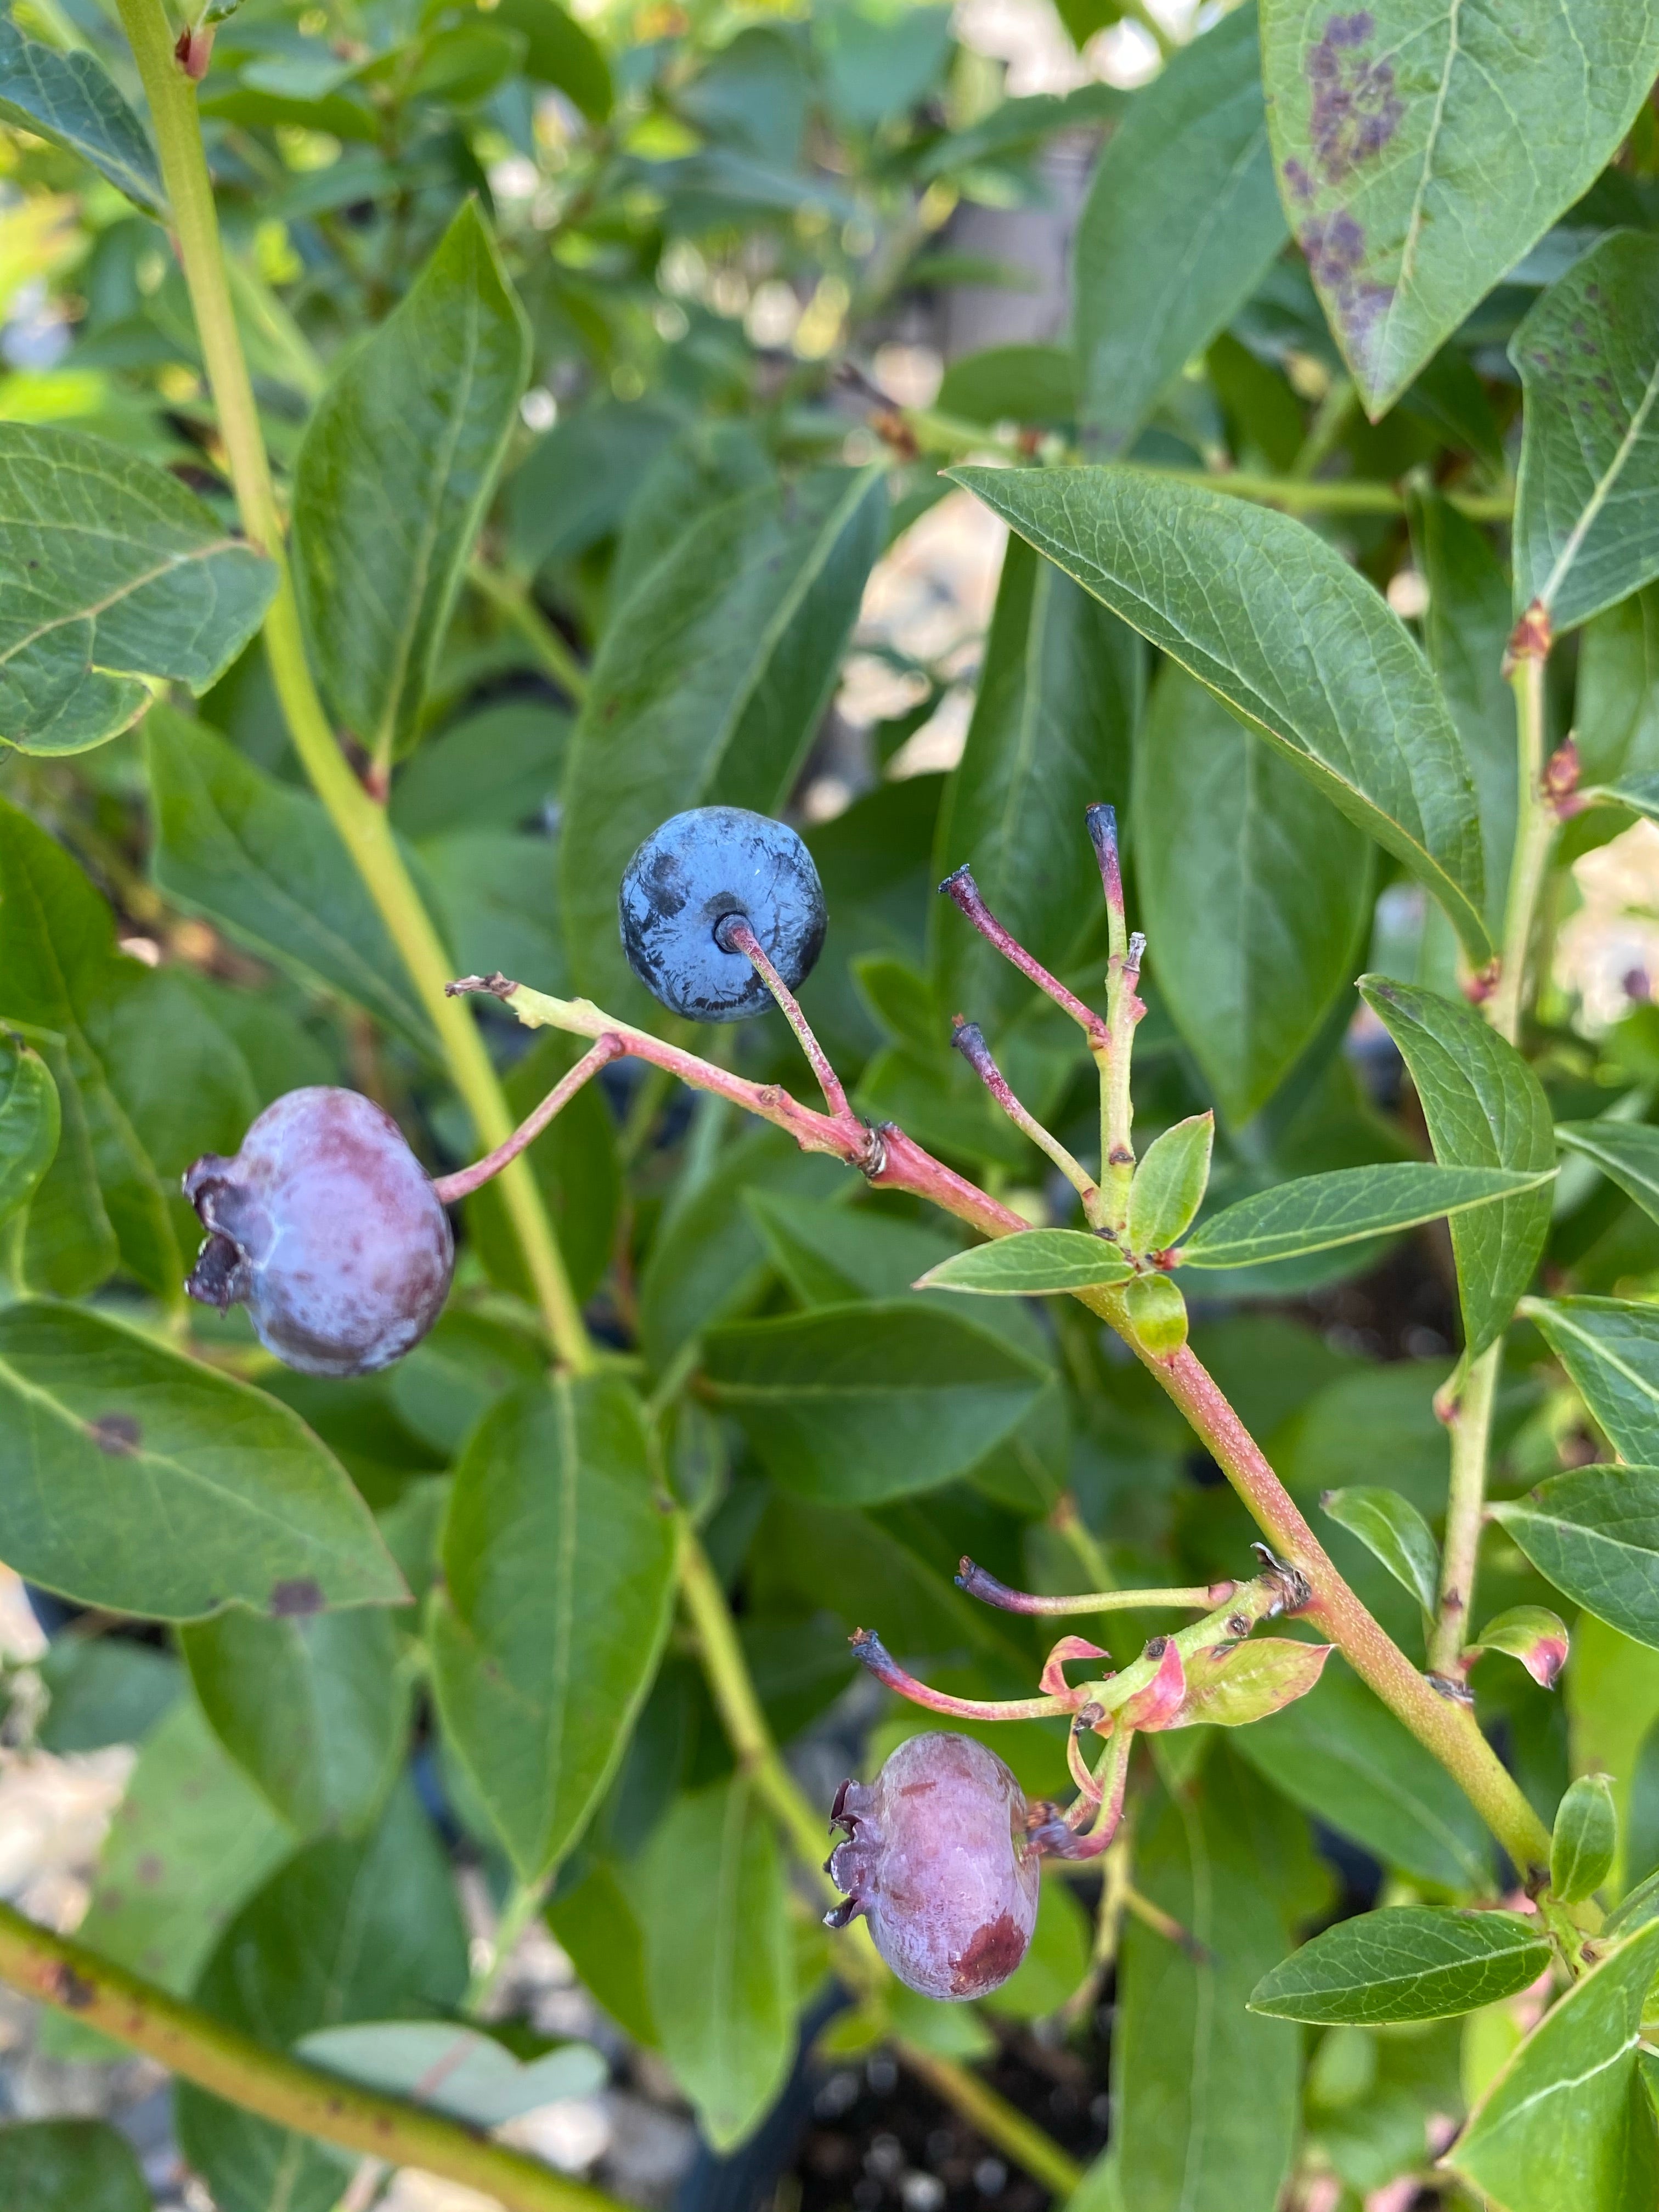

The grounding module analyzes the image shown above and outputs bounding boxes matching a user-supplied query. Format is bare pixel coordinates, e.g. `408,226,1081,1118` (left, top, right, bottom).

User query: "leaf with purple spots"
1262,2,1659,416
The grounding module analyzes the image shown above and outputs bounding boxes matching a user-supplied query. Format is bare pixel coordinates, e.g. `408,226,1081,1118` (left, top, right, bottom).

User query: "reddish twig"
938,866,1110,1050
428,1035,624,1204
717,915,851,1122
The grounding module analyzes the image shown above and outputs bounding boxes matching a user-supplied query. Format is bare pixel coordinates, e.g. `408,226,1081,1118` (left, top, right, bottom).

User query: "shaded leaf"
637,1778,795,2150
1073,3,1284,454
429,1375,678,1881
0,2119,150,2211
1523,1296,1659,1463
916,1228,1132,1297
1235,1658,1490,1889
1512,232,1659,634
487,0,610,115
1492,1466,1659,1653
1555,1121,1659,1231
9,1023,117,1299
1180,1163,1545,1269
293,202,529,756
1445,1919,1659,2212
1260,1,1659,416
146,708,436,1054
180,1602,409,1839
0,16,162,211
563,466,886,1009
930,532,1140,1034
0,426,274,755
703,1299,1052,1503
296,2022,607,2125
0,1023,58,1227
1359,978,1554,1353
1250,1908,1549,2025
1133,666,1372,1123
462,1030,619,1310
0,1299,405,1620
1321,1486,1440,1617
954,466,1489,956
746,1189,961,1308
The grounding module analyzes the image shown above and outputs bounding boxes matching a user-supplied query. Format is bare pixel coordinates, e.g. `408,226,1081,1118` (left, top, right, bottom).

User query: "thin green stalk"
464,1876,554,2017
467,558,591,704
0,1902,618,2212
114,0,592,1375
1430,647,1554,1683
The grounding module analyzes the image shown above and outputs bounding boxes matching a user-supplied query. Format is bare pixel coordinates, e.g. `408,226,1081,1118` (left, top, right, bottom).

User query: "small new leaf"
1551,1775,1616,1905
1321,1486,1440,1618
1178,1163,1546,1269
1127,1112,1212,1257
1122,1272,1187,1358
1475,1605,1570,1690
0,1029,59,1229
1249,1908,1550,2026
916,1228,1133,1296
1173,1636,1331,1730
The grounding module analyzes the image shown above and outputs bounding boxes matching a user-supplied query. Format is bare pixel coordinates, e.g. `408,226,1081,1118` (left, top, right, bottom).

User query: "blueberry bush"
1,0,1658,2206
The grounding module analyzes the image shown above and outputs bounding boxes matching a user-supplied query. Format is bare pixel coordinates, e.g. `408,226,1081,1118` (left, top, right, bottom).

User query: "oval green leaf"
916,1228,1133,1296
1521,1296,1659,1463
1321,1485,1440,1617
1249,1908,1550,2025
1180,1162,1547,1269
1128,1112,1213,1257
0,1025,59,1227
1491,1466,1659,1652
1555,1120,1659,1231
1551,1774,1617,1905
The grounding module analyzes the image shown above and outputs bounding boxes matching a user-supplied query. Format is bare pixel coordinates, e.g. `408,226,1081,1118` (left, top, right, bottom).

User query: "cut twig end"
445,972,520,1002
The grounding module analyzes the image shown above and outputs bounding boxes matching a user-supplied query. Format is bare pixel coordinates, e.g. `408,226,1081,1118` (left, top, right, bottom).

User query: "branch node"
445,972,518,1001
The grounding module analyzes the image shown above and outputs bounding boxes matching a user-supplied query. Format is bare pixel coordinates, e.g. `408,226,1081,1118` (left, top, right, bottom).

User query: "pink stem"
938,866,1110,1051
1085,804,1126,960
718,916,851,1122
1032,1733,1132,1861
849,1629,1076,1721
428,1035,624,1204
957,1558,1231,1616
951,1020,1101,1204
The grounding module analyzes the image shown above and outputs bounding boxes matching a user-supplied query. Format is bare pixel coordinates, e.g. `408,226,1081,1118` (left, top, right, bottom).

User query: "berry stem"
114,0,595,1377
851,1629,1078,1720
951,1020,1102,1213
938,867,1110,1051
428,1036,624,1205
957,1558,1229,1616
718,916,851,1122
487,975,1553,1875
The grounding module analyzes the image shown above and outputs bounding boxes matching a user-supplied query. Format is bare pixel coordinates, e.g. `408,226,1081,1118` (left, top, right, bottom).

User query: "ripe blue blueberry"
826,1731,1041,2000
618,805,826,1022
183,1087,454,1378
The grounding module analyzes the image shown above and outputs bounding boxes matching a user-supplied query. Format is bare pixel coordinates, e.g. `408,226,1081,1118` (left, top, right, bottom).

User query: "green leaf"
1122,1269,1188,1358
1249,1908,1550,2025
1408,483,1516,936
388,698,569,839
1474,1605,1570,1690
1180,1163,1545,1269
0,16,162,211
546,1861,660,2049
292,203,527,757
1522,1296,1659,1463
929,532,1139,1034
37,1631,179,1753
0,1300,405,1621
952,466,1490,957
703,1299,1052,1503
489,0,611,113
42,1694,293,2058
1321,1486,1440,1617
1556,1121,1659,1231
1128,1113,1213,1256
746,1189,961,1308
429,1375,678,1881
1492,1467,1659,1653
1236,1658,1491,1889
562,465,886,1009
933,343,1077,428
0,1023,58,1227
0,426,274,755
636,1777,795,2150
180,1603,409,1839
1577,585,1659,790
146,708,436,1056
915,1228,1132,1297
0,2120,150,2211
296,2022,606,2125
10,1024,117,1299
1512,231,1659,634
1359,978,1554,1353
1175,1635,1332,1729
1260,2,1659,417
1073,3,1285,454
1132,666,1373,1124
1104,1748,1302,2212
1553,1774,1617,1904
1445,1918,1659,2212
178,1780,468,2212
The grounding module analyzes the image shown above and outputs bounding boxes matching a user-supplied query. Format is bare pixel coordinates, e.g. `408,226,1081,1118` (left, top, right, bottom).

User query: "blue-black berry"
183,1087,454,1378
618,805,826,1022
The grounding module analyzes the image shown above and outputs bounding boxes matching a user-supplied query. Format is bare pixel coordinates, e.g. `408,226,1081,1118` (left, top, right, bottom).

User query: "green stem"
1430,648,1555,1683
115,0,593,1376
464,1876,554,2016
0,1902,618,2212
467,559,591,704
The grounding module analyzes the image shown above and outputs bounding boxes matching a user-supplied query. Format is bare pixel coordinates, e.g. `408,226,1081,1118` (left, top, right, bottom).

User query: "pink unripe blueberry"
826,1731,1041,2000
183,1087,453,1378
